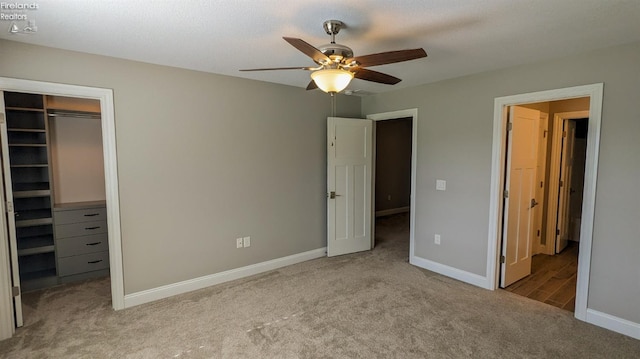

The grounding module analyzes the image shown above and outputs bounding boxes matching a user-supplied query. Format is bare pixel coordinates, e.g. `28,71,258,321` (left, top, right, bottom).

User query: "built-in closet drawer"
54,207,107,225
53,201,109,280
56,233,108,257
54,220,107,238
57,251,109,277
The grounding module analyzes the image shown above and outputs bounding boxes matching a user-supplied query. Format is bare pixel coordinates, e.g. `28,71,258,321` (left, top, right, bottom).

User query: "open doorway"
373,116,413,258
498,98,590,312
1,92,110,326
326,109,417,260
368,109,417,261
0,78,123,340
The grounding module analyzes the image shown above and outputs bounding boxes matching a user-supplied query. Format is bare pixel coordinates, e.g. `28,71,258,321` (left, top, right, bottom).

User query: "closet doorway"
368,109,417,261
0,78,123,339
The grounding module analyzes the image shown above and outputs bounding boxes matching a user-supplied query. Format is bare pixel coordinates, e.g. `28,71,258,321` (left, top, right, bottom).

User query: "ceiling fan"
240,20,427,94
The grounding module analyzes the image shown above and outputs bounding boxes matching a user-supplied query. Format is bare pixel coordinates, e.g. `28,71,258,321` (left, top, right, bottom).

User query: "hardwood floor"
505,241,578,312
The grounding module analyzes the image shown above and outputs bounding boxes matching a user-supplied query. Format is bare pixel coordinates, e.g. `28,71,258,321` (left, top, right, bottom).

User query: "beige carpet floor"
1,213,638,358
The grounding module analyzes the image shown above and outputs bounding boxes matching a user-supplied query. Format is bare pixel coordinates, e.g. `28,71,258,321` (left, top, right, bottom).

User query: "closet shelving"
3,91,57,290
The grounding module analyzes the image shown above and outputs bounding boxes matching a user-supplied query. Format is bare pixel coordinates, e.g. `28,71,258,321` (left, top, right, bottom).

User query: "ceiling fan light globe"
311,69,354,93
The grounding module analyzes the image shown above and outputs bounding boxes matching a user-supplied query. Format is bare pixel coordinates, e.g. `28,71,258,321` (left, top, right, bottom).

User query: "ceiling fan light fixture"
310,69,354,93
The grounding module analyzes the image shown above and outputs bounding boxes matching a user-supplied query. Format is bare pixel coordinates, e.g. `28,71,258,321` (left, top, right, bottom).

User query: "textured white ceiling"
1,0,639,94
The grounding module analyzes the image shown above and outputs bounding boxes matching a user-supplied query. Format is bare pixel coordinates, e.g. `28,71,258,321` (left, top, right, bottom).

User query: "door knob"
328,191,341,199
530,198,539,208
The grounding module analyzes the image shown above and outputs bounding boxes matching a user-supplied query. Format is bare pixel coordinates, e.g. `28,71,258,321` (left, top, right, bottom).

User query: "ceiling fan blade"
348,48,427,67
352,68,401,85
306,80,318,91
239,66,316,72
283,37,331,64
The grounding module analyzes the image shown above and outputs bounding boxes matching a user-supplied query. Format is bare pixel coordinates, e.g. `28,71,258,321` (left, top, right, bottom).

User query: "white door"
501,106,540,287
0,92,23,327
327,117,372,257
556,120,576,253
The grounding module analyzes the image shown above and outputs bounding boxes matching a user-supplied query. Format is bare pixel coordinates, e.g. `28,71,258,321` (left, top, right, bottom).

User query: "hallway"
505,241,579,311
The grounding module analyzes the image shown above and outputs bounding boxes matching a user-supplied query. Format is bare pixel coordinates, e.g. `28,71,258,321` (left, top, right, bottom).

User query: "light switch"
436,180,446,191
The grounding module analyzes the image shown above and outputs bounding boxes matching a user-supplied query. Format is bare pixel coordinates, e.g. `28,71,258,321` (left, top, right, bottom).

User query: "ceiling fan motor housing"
319,43,354,64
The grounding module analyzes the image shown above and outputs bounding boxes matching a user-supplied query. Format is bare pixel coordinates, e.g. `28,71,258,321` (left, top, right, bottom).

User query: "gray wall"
375,117,412,212
0,39,361,294
362,41,640,324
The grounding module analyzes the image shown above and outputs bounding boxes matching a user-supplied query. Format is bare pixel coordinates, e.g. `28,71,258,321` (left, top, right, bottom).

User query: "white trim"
410,255,491,289
488,105,510,288
585,309,640,340
575,87,603,320
0,91,24,327
0,93,15,340
0,77,125,317
375,206,410,217
488,84,603,324
0,182,13,340
367,109,418,261
124,247,327,308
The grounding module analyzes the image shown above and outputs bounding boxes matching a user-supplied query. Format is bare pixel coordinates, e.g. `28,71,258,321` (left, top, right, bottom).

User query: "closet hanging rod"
47,111,101,119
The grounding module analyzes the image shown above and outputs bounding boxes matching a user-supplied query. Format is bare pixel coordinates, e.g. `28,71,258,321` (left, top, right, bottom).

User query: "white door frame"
367,109,418,259
545,111,589,255
0,156,13,339
487,84,603,321
0,77,125,338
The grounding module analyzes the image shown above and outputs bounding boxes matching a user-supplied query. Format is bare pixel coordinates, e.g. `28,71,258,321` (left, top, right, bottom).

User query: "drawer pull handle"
88,260,103,264
86,242,102,246
84,213,100,217
85,226,100,230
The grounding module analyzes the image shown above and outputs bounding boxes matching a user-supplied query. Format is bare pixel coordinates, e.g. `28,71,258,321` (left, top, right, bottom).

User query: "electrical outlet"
236,237,243,248
436,180,446,191
387,195,392,201
434,234,441,245
243,236,251,248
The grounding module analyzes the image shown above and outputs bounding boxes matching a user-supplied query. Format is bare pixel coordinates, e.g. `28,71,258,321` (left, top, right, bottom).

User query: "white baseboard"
585,308,640,339
124,247,327,308
410,255,491,289
409,256,640,339
376,206,410,217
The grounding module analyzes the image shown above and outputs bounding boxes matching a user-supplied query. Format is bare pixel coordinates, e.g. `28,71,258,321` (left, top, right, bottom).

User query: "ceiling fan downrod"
323,20,344,44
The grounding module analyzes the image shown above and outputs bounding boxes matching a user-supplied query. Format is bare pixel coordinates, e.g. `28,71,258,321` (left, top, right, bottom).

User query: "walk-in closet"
1,91,109,296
